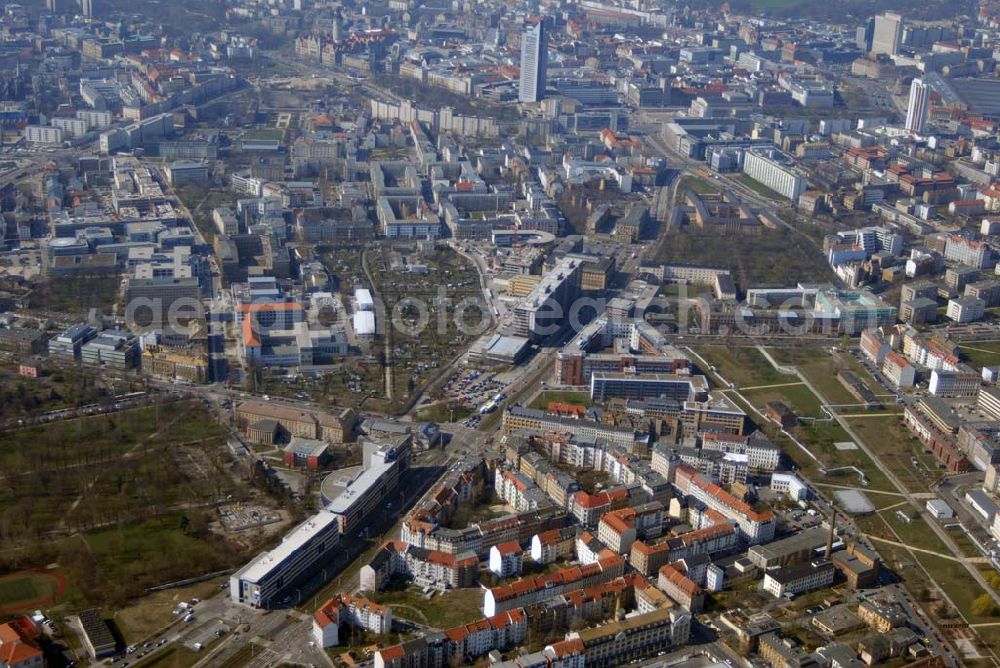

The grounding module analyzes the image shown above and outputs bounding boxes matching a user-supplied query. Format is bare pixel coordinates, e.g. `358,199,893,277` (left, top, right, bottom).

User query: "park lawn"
0,401,237,539
798,421,895,493
722,392,892,492
878,506,952,556
691,346,792,388
843,417,937,493
945,526,984,559
736,174,786,200
99,0,225,31
0,363,126,419
240,127,284,141
83,515,240,596
741,384,824,418
959,341,1000,370
365,583,484,629
654,228,834,288
768,348,889,409
856,514,997,631
529,390,593,410
916,552,998,625
681,176,719,195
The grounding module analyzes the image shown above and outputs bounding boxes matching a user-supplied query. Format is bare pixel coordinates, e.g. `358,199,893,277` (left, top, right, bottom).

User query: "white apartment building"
699,432,781,472
947,296,986,323
77,109,113,129
945,236,992,270
929,369,981,397
52,117,89,138
313,594,393,648
25,125,64,145
882,352,916,389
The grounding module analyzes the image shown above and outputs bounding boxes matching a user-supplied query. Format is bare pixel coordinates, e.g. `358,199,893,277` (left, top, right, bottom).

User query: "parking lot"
438,367,510,427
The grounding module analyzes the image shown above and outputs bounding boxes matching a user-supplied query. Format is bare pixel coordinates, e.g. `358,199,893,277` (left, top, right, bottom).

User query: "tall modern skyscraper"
80,0,93,17
871,12,902,56
906,78,931,134
518,20,547,104
856,17,875,52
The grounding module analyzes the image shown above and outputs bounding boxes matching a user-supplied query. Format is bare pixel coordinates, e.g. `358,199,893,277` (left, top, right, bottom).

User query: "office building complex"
511,256,580,341
326,438,410,534
872,12,903,55
589,372,707,403
554,317,690,386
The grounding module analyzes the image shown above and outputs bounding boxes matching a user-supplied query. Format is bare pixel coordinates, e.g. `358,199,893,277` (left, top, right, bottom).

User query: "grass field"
0,571,65,612
746,346,931,493
843,417,939,493
714,345,999,658
856,509,999,636
737,174,786,200
768,349,887,409
960,341,1000,370
691,346,792,388
529,390,593,410
84,518,237,605
681,176,720,195
742,384,823,418
716,354,896,492
365,582,483,629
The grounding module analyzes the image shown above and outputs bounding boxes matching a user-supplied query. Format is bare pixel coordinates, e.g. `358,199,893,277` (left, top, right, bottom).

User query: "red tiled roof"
0,622,42,666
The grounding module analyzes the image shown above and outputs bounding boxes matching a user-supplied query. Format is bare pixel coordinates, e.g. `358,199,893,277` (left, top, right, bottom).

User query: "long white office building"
742,148,805,201
230,511,341,608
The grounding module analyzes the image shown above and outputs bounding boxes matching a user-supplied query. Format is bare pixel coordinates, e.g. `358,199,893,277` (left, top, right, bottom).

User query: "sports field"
0,570,67,612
